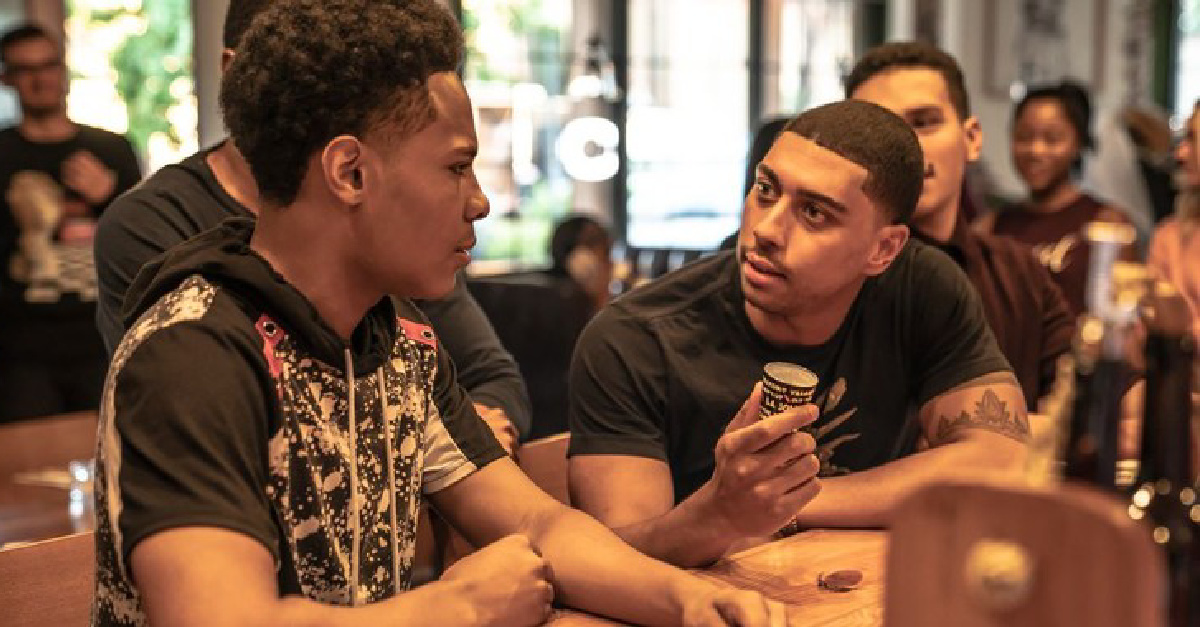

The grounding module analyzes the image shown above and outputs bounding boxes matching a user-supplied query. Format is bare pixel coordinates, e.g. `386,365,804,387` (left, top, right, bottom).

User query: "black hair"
845,41,971,120
219,0,464,206
550,215,610,274
1013,80,1095,150
222,0,277,50
0,23,57,68
783,100,924,224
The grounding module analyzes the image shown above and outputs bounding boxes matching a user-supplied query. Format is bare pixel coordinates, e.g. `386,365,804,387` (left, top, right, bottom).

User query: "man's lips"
742,250,786,282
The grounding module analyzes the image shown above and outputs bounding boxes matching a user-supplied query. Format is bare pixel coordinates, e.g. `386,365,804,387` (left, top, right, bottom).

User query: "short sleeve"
106,319,279,564
567,306,670,461
907,247,1014,406
420,337,507,494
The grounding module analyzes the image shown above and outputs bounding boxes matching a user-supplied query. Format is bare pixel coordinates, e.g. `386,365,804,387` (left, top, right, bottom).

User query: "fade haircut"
222,0,277,50
219,0,463,206
783,100,923,224
0,23,58,68
845,41,971,121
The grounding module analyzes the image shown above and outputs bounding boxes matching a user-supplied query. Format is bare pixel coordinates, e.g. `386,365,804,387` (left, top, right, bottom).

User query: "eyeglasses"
4,58,64,77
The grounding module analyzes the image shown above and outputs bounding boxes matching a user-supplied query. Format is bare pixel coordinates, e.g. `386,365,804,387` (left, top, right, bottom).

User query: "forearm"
793,436,1024,528
603,483,741,568
529,506,720,625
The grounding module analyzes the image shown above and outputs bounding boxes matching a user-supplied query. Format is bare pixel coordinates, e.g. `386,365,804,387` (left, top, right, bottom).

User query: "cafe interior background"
1,0,1195,271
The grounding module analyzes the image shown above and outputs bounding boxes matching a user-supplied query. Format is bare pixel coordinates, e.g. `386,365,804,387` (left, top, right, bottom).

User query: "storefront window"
764,0,855,117
461,0,576,267
65,0,196,172
625,0,749,249
1177,0,1200,121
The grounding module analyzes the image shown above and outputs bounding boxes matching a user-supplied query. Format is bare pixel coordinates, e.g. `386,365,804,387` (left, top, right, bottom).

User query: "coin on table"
817,569,863,592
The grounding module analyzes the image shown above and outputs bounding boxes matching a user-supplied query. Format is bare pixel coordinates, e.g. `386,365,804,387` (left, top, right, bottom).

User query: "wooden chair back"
885,480,1164,627
0,531,95,626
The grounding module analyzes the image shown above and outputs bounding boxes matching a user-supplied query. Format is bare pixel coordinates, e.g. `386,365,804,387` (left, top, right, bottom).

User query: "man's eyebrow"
449,143,478,158
756,162,780,188
757,163,849,214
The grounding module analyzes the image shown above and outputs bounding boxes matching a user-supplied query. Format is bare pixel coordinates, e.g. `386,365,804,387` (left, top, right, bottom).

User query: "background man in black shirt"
846,41,1073,411
568,101,1029,567
0,23,140,421
93,0,530,448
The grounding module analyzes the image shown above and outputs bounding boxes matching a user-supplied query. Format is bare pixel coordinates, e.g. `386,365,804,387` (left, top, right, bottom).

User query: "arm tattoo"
932,389,1031,446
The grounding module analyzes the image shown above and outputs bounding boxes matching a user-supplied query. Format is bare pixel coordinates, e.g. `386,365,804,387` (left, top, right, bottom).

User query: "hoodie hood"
122,217,396,373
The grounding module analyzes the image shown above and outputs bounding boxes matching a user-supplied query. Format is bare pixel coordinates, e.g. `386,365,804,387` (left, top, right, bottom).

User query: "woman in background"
982,81,1135,316
1147,100,1200,340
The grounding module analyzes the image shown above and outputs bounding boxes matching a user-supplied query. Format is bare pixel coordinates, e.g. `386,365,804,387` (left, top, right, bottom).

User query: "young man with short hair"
568,100,1027,568
91,1,783,625
846,41,1074,410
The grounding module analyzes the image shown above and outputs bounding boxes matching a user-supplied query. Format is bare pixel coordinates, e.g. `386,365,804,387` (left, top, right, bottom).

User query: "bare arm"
131,527,494,627
433,457,788,626
790,372,1028,529
568,386,821,568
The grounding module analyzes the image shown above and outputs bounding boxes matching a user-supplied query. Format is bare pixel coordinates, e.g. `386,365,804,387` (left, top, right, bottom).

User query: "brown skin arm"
790,372,1029,528
132,458,787,627
569,388,821,568
132,527,493,627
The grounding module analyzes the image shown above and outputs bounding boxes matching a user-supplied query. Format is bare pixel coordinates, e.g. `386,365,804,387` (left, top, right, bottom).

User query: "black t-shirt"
0,125,140,355
568,243,1012,501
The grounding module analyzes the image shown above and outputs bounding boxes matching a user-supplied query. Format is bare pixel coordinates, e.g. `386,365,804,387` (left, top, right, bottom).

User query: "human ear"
321,136,364,208
963,115,984,163
864,223,909,276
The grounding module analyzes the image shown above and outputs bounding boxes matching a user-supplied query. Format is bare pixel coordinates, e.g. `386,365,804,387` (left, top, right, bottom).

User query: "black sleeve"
109,318,279,563
908,247,1015,406
416,276,532,439
566,306,670,461
422,332,507,493
94,190,179,355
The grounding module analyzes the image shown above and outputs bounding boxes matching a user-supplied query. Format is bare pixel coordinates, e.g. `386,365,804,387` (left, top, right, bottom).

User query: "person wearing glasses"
0,23,140,421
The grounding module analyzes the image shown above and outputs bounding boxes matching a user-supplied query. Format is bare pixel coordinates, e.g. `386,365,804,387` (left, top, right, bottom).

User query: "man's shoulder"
117,275,255,365
582,252,735,349
613,251,736,320
882,237,961,284
74,124,134,149
101,151,227,232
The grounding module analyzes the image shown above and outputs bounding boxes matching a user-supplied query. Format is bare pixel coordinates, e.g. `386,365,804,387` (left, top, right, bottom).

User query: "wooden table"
547,530,886,626
0,412,98,547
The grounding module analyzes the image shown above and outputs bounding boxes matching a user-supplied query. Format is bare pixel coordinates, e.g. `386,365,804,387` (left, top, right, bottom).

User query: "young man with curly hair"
90,1,785,625
93,0,530,451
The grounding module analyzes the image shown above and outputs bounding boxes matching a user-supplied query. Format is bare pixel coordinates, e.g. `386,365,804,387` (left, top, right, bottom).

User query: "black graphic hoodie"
91,218,504,626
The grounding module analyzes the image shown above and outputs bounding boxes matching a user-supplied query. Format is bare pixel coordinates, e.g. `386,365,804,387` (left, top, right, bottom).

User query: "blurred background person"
980,81,1136,317
547,214,614,315
1147,99,1200,340
0,23,140,422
